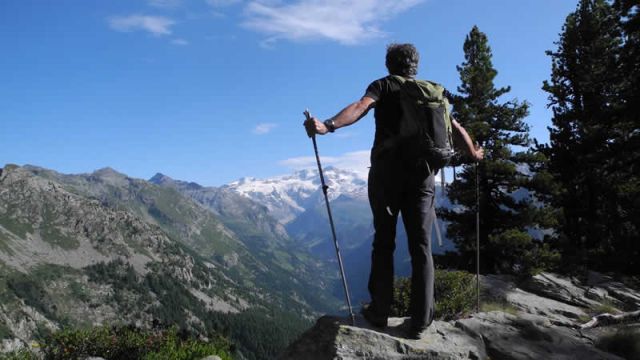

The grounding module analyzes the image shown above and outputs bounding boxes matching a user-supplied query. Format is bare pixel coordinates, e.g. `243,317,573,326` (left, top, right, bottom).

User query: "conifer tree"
541,0,638,273
441,26,558,276
613,1,640,273
616,1,640,114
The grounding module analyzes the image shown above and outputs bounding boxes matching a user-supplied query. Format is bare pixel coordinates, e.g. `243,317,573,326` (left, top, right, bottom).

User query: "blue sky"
0,0,578,186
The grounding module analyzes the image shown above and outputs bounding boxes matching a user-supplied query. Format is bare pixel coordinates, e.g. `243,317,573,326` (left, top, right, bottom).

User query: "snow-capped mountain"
222,166,368,224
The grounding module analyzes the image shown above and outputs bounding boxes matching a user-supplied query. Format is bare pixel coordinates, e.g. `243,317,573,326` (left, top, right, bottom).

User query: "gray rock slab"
521,273,602,308
482,275,587,326
456,312,624,360
1,338,25,354
280,315,486,360
587,272,640,310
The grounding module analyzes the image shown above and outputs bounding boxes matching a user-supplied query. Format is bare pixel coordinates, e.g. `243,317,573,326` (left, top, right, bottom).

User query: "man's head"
385,43,419,78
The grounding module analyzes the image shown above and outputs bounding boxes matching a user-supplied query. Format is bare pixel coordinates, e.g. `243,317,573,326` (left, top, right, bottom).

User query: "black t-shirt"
364,75,404,162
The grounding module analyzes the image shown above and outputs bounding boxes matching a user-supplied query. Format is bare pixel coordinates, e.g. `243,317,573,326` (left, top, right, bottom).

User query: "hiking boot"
361,304,388,328
405,325,428,340
405,320,430,340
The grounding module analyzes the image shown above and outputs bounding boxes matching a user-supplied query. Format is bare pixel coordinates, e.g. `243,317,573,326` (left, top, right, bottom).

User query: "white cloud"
253,123,278,134
206,0,243,7
108,15,175,36
170,38,189,45
243,0,424,45
148,0,182,8
279,150,370,175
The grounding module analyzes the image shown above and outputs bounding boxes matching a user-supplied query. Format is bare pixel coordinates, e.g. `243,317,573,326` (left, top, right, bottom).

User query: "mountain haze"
219,167,457,304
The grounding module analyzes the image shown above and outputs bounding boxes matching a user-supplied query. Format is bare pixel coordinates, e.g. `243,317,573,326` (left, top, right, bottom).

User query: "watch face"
324,120,335,132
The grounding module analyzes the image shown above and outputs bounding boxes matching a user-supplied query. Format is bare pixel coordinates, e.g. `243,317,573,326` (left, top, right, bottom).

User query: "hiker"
304,43,483,338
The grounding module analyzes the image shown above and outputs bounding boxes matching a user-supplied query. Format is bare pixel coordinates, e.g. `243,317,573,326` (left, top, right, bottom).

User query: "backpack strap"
391,74,408,84
371,75,407,160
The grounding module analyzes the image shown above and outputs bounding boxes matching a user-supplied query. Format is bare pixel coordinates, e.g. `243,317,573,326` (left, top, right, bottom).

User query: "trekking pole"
475,160,480,313
304,109,356,325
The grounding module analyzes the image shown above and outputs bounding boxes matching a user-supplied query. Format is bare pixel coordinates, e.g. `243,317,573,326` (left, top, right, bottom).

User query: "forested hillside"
0,164,340,360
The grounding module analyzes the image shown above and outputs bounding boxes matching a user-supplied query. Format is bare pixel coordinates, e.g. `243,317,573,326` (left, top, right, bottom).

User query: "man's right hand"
303,116,329,137
471,143,484,162
452,118,484,162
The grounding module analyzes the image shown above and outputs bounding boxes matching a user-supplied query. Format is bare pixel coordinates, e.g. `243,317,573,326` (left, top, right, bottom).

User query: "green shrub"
6,274,56,321
391,277,412,318
434,270,476,320
40,325,231,360
589,299,620,317
391,270,476,320
0,348,38,360
0,322,13,340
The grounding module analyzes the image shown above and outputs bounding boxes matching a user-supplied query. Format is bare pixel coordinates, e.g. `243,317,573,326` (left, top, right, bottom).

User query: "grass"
577,298,623,324
590,300,620,316
0,229,15,255
0,214,33,239
480,301,519,315
40,225,79,250
198,223,236,256
31,264,80,282
39,205,80,250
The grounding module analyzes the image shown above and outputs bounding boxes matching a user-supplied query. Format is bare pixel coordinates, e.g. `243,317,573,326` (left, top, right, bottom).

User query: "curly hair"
385,43,419,78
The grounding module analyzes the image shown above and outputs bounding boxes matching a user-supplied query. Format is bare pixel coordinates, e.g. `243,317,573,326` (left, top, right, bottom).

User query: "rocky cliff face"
281,272,640,360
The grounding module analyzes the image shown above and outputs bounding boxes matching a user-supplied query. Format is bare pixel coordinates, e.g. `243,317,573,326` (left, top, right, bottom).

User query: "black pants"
367,161,436,328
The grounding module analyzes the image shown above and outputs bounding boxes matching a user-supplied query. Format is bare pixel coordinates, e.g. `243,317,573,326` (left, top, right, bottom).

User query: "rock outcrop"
282,272,640,360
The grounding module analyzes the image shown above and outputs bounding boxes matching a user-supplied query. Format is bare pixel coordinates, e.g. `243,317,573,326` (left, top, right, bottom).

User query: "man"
304,43,483,338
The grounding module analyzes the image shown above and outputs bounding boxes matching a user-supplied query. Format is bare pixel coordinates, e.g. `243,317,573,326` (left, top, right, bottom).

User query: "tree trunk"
580,310,640,329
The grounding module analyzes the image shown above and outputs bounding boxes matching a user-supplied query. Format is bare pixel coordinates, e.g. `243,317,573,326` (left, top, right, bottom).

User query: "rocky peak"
149,173,203,190
92,167,123,177
149,172,174,185
87,167,131,188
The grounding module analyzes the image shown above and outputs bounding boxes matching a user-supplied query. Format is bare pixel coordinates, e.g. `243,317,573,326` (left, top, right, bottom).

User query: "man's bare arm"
452,118,484,161
304,97,376,137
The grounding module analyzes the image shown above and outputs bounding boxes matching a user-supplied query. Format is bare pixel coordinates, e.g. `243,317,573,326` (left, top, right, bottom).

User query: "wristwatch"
323,119,336,133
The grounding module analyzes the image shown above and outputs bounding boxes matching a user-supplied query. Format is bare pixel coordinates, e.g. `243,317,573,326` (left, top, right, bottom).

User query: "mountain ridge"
0,164,342,358
222,167,369,224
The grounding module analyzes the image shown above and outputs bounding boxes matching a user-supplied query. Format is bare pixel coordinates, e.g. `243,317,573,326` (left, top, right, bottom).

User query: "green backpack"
392,75,455,172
